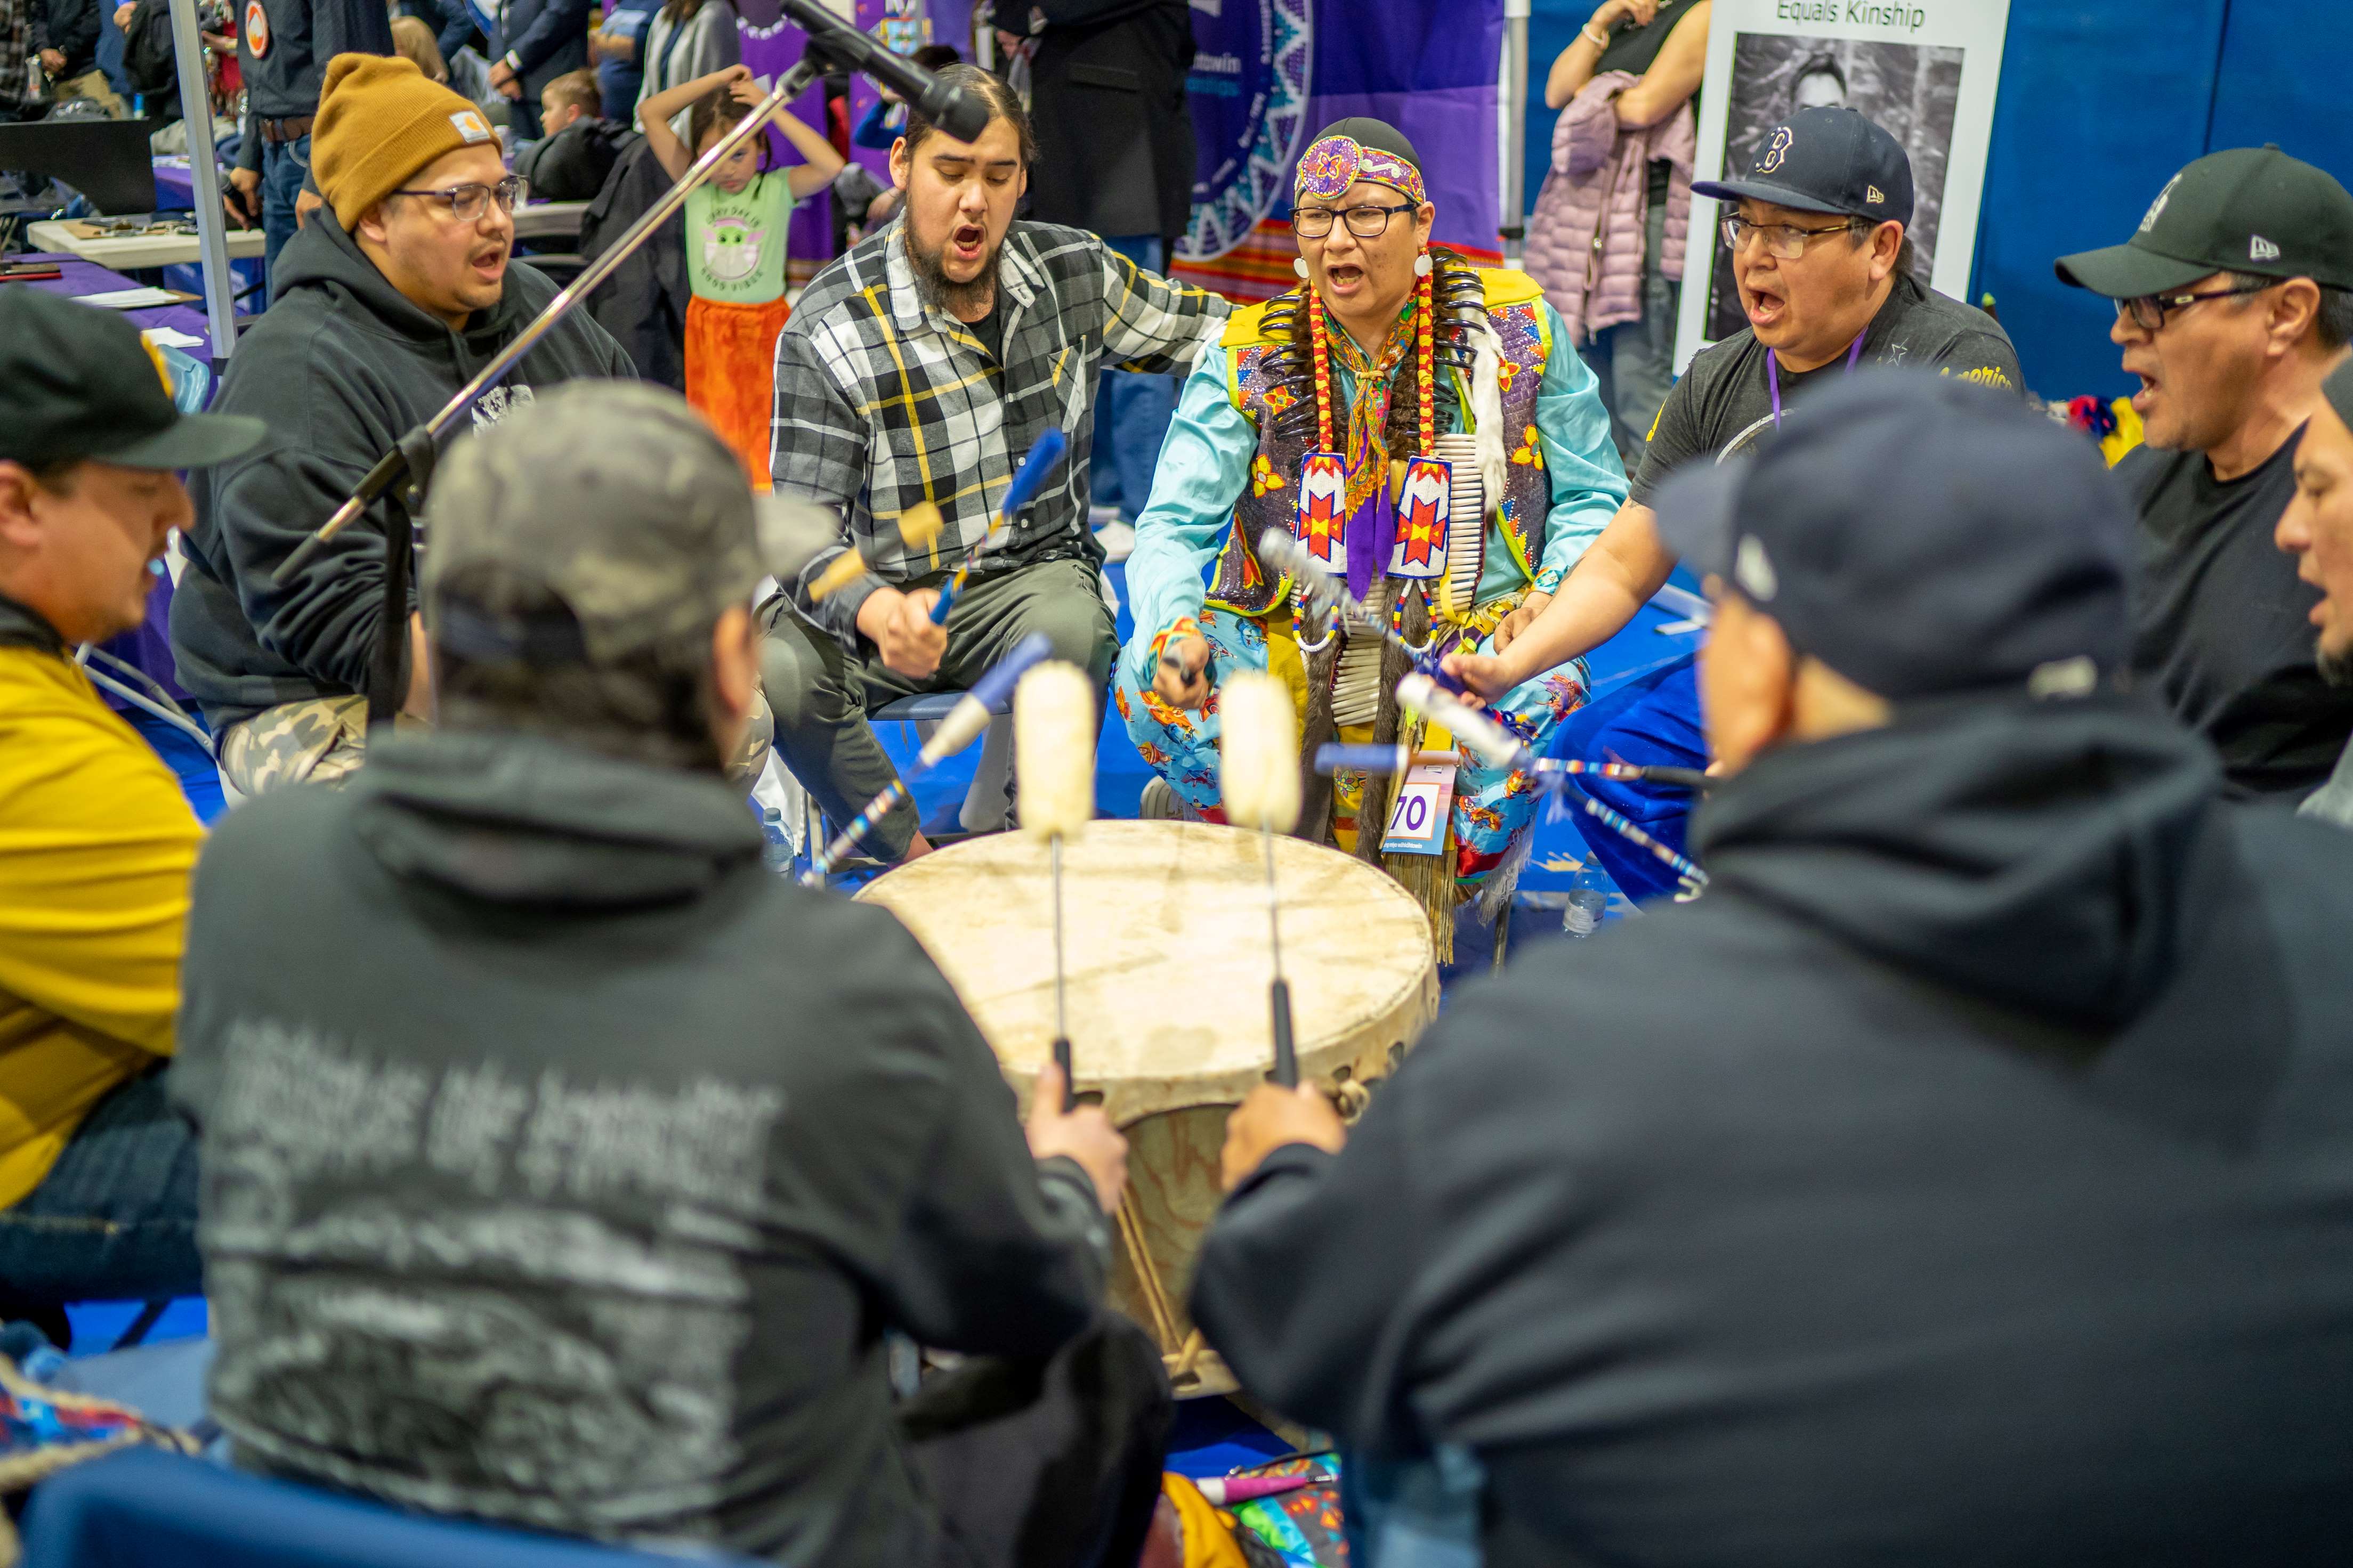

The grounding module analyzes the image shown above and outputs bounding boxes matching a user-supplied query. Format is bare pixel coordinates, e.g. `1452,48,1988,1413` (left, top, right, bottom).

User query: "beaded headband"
1295,134,1427,207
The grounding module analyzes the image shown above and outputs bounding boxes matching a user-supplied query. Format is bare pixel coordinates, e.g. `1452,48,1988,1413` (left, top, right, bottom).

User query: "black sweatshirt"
33,0,99,79
2122,431,2353,799
170,216,634,728
171,729,1111,1567
1193,693,2353,1567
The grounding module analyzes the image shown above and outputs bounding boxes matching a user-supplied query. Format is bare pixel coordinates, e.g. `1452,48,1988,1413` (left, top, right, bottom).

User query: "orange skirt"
685,293,794,491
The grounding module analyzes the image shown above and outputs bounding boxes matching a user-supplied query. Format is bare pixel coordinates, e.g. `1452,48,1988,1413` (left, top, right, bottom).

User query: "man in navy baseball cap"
1185,365,2353,1566
1693,102,1915,238
1441,104,2022,899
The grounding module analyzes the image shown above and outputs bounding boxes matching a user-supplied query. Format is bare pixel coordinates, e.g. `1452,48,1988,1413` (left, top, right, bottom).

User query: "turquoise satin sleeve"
1121,347,1260,688
1527,301,1631,595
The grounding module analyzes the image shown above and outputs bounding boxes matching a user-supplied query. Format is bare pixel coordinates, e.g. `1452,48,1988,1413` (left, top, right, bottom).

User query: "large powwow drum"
858,819,1440,1395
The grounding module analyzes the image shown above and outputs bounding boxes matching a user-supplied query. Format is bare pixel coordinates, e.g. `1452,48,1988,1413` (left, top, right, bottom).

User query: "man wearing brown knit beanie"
170,53,645,799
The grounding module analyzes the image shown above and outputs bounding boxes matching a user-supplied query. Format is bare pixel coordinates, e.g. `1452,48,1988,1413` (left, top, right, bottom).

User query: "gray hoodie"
172,729,1110,1566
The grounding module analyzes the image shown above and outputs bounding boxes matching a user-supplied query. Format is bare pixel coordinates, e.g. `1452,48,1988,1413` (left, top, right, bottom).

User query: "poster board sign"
1672,0,2012,373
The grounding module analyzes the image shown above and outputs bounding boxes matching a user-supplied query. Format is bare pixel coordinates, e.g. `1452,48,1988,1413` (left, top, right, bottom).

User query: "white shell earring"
1293,257,1310,280
1413,250,1434,278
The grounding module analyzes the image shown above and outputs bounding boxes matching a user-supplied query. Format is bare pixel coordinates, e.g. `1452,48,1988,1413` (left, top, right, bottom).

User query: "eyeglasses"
2114,280,2273,333
393,175,528,222
1291,201,1418,240
1720,214,1865,260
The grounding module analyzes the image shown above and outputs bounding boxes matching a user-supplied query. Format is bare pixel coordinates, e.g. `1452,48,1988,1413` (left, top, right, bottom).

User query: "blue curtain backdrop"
1521,0,2353,400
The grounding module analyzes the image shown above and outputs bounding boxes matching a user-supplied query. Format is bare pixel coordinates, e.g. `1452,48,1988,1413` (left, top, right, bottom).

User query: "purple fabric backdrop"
735,0,839,275
1184,0,1503,265
1304,2,1502,255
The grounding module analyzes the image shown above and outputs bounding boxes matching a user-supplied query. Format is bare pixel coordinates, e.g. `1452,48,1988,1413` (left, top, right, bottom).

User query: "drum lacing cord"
1115,1195,1183,1350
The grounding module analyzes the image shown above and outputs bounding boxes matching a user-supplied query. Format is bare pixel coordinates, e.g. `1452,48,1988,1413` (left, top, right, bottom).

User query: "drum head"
857,819,1440,1124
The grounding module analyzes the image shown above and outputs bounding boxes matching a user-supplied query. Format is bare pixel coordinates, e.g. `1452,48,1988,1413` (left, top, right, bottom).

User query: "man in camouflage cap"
204,382,780,793
172,380,1164,1568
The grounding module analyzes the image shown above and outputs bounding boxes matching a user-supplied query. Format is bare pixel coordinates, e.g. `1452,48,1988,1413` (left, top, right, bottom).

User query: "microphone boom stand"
273,0,990,589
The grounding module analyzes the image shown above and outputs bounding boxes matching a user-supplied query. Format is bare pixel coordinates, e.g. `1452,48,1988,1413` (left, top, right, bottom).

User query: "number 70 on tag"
1379,760,1457,856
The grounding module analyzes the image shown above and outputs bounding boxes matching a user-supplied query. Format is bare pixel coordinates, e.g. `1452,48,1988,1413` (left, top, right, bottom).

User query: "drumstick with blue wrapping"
1313,743,1710,792
1395,672,1711,890
1246,530,1475,697
799,631,1054,885
927,427,1072,627
1220,672,1304,1088
1015,660,1097,1110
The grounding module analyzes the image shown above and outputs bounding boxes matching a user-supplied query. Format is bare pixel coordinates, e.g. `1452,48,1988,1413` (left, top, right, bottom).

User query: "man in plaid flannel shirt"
762,64,1228,862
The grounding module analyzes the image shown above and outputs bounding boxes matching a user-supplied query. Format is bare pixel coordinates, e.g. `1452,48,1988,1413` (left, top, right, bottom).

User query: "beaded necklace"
1300,264,1442,638
1303,267,1436,464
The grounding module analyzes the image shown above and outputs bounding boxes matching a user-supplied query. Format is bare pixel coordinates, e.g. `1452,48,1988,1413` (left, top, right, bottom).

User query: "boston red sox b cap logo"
1758,127,1794,174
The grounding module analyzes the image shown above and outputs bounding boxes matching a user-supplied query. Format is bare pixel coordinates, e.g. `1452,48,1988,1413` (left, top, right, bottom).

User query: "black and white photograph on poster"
1703,34,1964,340
1671,0,2012,372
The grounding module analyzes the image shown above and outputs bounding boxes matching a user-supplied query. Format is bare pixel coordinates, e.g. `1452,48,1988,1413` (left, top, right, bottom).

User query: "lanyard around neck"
1766,330,1868,429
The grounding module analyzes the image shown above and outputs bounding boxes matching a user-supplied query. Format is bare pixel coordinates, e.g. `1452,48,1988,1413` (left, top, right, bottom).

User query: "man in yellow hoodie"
0,289,263,1334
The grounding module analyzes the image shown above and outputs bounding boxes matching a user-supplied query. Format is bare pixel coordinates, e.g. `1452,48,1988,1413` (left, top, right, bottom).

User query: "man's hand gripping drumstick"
1026,1061,1128,1215
819,429,1070,680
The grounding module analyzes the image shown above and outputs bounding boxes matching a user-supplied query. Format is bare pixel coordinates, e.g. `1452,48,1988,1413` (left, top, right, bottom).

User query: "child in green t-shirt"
639,64,844,487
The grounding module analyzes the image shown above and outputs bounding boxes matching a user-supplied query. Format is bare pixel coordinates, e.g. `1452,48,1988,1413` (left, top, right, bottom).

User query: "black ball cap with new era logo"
1693,105,1915,230
0,288,264,471
2056,145,2353,298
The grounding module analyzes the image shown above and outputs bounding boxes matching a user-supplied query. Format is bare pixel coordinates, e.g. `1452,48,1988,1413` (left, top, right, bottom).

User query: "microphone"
786,0,992,143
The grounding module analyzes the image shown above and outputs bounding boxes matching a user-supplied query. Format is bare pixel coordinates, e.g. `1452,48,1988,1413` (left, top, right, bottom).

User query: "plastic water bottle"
1562,858,1610,938
759,806,793,875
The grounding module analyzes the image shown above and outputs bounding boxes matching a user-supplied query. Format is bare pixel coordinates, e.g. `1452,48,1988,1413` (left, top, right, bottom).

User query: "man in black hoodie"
1191,372,2353,1567
172,381,1172,1568
172,54,638,798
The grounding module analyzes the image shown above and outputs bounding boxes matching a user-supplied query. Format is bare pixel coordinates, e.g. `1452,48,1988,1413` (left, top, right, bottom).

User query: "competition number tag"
1386,456,1450,580
1380,755,1458,856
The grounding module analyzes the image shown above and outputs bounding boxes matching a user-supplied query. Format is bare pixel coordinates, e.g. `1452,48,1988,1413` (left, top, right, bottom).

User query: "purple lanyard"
1766,331,1869,429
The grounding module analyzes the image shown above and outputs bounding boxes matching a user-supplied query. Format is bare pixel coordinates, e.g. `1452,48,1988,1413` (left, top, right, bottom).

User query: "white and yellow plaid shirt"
769,220,1228,648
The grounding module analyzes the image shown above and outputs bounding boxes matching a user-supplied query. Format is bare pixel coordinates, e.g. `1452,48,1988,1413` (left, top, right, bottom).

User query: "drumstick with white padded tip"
1016,661,1097,1111
799,631,1054,885
1219,672,1304,1088
1395,672,1711,889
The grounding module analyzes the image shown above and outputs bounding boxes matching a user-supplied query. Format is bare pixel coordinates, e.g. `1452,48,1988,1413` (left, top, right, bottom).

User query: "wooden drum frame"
857,819,1440,1395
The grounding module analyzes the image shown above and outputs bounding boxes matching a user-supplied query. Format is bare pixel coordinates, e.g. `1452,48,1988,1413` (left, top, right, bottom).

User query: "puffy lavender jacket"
1525,69,1696,345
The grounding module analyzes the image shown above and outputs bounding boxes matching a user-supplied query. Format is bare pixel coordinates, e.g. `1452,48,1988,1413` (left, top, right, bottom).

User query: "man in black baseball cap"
0,288,262,1335
1,287,265,497
1196,369,2353,1566
1443,103,2023,899
2056,145,2353,801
